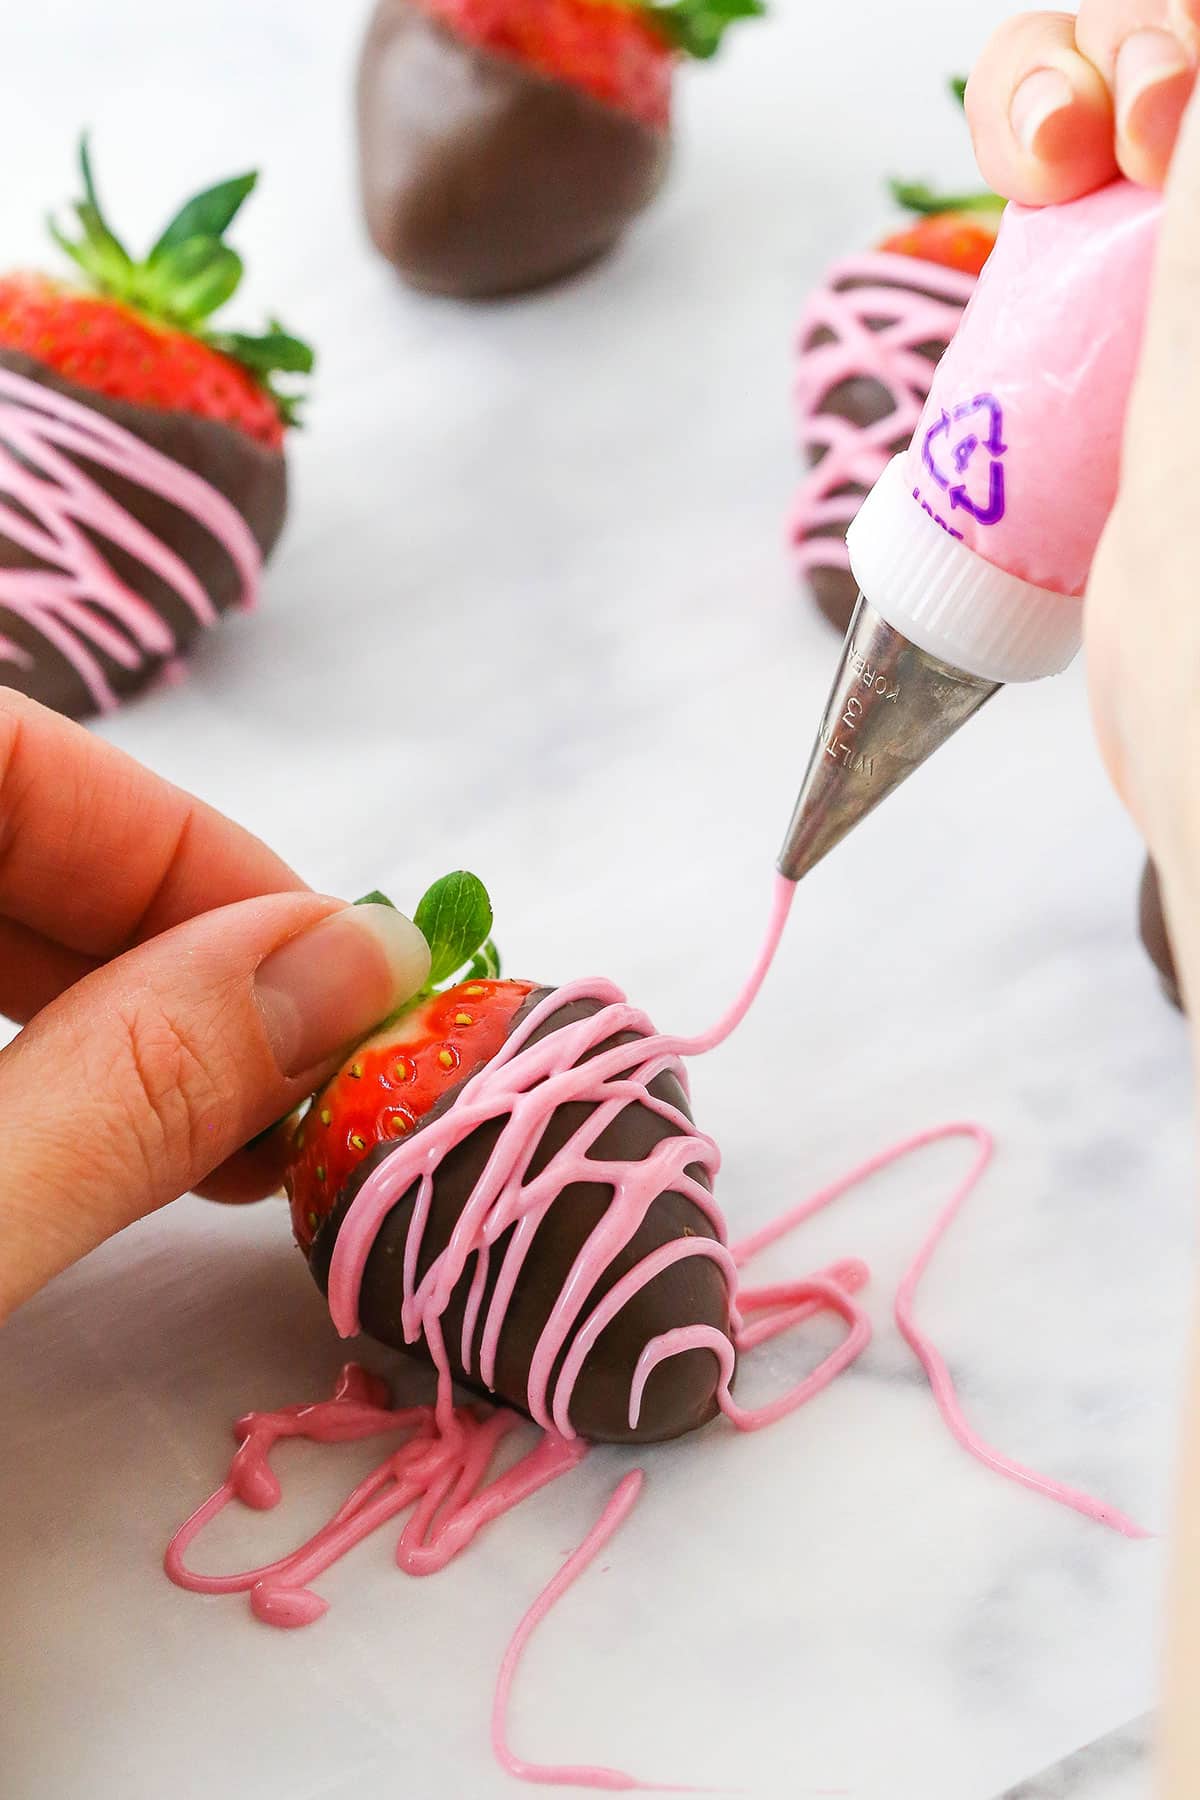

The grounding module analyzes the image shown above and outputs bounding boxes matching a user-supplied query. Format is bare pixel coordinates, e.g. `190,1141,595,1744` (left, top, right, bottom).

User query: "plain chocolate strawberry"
356,0,763,298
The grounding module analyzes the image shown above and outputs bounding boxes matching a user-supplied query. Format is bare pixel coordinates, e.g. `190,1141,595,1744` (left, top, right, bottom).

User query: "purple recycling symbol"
921,394,1007,527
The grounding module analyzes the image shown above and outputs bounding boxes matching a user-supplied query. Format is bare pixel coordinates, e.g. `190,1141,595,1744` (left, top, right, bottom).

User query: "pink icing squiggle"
167,874,1146,1790
789,253,976,576
891,1125,1149,1538
164,1364,588,1627
0,367,263,711
731,1119,1149,1540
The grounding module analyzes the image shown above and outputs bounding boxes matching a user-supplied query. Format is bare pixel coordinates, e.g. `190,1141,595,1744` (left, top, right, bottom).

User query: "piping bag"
780,178,1164,883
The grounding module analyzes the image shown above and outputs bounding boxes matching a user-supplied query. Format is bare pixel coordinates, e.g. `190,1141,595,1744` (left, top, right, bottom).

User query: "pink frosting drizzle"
789,252,977,578
325,873,807,1440
0,366,263,711
166,872,1147,1790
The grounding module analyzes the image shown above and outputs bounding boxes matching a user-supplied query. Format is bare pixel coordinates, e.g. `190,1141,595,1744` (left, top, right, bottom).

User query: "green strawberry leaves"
355,874,503,996
208,323,315,376
48,136,313,430
141,239,246,325
207,321,316,427
889,79,1002,222
414,873,497,989
889,180,1006,217
643,0,765,59
468,939,502,981
150,171,258,257
50,139,134,292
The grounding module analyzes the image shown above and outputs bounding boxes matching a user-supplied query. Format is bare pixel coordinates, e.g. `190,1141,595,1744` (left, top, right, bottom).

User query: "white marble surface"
0,2,1195,1797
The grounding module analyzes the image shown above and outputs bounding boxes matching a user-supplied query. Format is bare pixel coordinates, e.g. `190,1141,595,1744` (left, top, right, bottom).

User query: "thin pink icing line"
0,366,264,710
491,1470,654,1792
730,1121,1149,1538
630,1270,872,1435
891,1123,1150,1539
789,253,976,575
490,1470,720,1793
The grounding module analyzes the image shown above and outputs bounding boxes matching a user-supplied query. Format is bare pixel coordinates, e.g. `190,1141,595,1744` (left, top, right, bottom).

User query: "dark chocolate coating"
809,566,860,636
310,989,732,1445
0,349,287,719
802,274,965,633
1140,857,1184,1012
356,0,670,299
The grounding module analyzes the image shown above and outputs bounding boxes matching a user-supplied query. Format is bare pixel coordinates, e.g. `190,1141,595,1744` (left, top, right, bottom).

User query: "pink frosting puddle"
0,366,263,711
166,874,1148,1791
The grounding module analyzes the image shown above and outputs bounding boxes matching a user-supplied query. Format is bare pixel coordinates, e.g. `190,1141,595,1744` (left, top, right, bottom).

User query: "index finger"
0,689,305,959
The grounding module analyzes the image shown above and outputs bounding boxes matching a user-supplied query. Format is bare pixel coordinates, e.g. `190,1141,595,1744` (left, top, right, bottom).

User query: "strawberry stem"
640,0,765,59
889,179,1006,217
48,136,313,430
356,876,503,998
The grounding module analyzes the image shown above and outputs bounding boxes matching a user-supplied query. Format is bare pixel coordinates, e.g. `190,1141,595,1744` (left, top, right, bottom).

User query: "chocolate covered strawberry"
287,873,733,1446
0,140,313,718
791,86,1003,633
356,0,764,298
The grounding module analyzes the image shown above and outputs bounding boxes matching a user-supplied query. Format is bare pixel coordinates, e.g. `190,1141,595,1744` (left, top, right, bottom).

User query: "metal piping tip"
778,596,1001,884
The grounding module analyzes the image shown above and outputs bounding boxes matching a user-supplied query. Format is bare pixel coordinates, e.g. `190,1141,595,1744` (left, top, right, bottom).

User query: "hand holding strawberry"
0,692,430,1326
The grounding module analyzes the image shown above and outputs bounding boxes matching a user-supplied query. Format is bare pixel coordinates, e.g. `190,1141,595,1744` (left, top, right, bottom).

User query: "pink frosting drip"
166,873,1147,1790
0,366,263,711
789,253,977,577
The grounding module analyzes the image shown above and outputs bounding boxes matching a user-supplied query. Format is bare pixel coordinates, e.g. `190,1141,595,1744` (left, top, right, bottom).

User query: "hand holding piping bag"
782,4,1200,903
970,10,1200,1798
966,0,1200,843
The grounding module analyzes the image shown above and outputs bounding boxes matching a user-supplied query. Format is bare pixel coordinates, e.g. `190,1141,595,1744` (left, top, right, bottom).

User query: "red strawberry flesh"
878,213,998,278
287,978,538,1252
410,0,675,129
0,275,286,449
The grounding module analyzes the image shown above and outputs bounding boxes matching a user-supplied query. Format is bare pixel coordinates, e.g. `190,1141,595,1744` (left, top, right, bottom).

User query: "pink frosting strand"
167,873,1146,1789
789,253,976,575
891,1125,1149,1538
0,366,263,711
491,1470,695,1793
732,1120,1149,1540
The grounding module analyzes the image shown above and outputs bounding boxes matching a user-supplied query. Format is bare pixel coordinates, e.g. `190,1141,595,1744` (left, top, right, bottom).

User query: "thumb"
0,893,429,1322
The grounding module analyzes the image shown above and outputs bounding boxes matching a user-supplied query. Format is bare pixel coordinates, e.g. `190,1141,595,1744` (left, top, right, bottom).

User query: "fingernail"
255,904,431,1079
1116,29,1195,154
1010,67,1076,154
